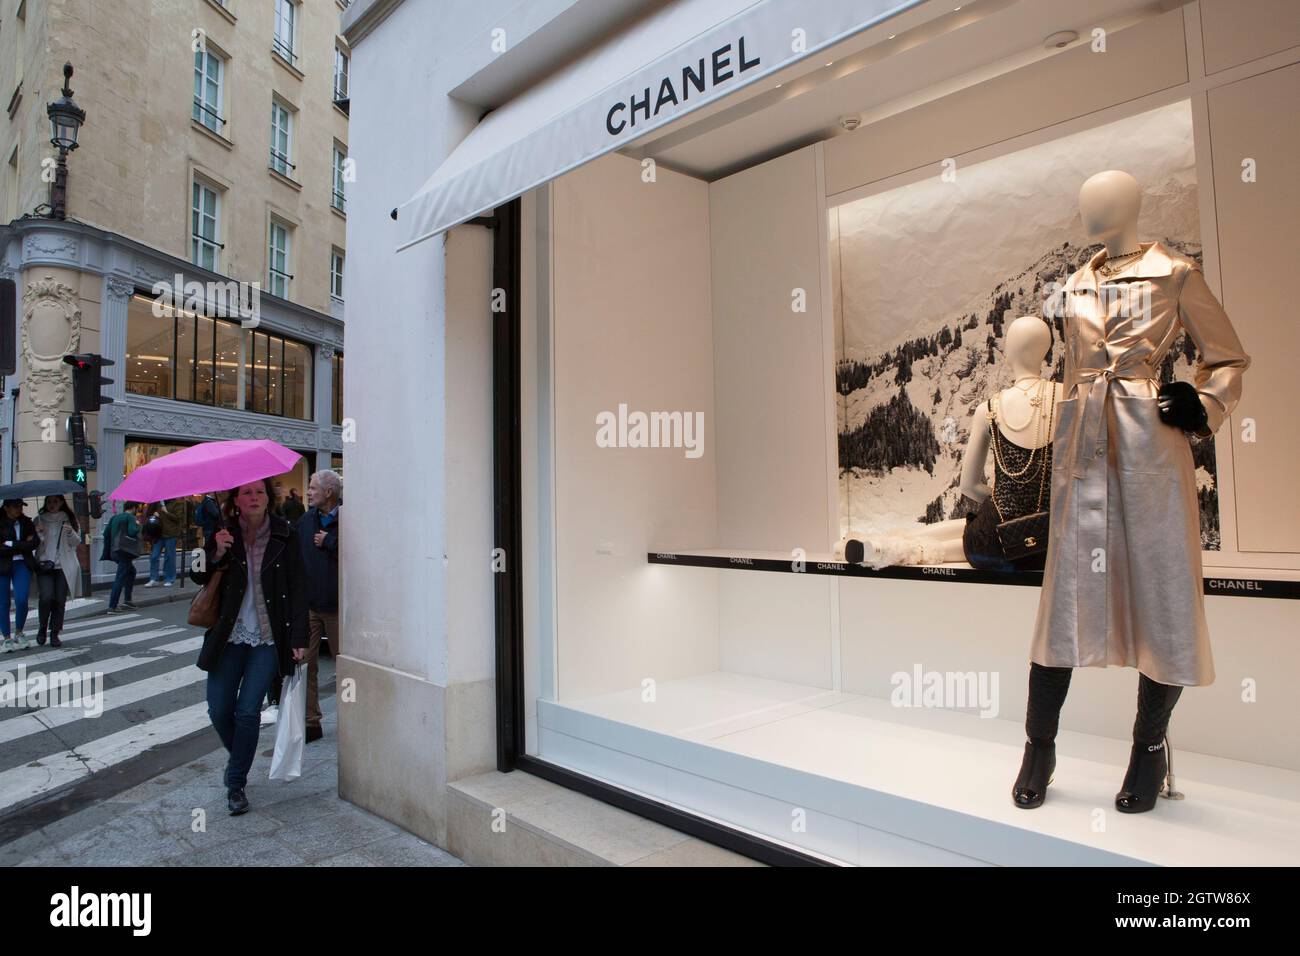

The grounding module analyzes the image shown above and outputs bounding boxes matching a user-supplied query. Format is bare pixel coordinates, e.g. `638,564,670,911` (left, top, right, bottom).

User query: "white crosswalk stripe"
0,665,205,746
0,610,219,813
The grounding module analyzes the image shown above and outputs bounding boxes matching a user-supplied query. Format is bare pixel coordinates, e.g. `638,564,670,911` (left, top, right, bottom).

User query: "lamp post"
45,63,86,221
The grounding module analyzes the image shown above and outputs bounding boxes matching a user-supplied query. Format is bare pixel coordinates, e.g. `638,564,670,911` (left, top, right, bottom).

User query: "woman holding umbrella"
192,478,308,816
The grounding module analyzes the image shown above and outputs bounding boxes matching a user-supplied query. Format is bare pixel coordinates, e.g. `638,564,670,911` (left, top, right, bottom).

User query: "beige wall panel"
1207,62,1300,553
552,153,720,701
1199,0,1300,75
824,9,1189,197
709,146,834,551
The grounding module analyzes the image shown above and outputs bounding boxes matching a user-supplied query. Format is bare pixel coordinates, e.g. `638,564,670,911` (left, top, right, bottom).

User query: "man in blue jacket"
300,469,340,743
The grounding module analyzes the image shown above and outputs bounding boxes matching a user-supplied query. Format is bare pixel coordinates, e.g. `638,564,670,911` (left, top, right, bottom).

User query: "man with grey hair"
300,468,341,743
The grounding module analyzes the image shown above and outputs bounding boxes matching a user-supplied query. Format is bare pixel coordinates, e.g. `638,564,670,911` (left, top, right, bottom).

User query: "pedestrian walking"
0,499,39,652
299,470,340,743
192,478,308,815
280,488,306,525
144,498,184,587
195,492,221,544
103,502,143,613
34,495,81,648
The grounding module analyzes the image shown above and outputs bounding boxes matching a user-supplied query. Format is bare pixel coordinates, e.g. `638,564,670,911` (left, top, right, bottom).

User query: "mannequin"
841,316,1063,569
1017,170,1250,813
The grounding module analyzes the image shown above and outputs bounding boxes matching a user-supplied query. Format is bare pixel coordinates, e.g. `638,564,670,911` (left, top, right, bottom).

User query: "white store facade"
339,0,1300,865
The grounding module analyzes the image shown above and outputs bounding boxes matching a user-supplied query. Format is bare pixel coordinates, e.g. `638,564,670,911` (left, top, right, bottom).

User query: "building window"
193,49,225,133
333,47,349,103
268,219,292,298
332,352,344,426
270,99,294,176
273,0,298,64
191,180,222,271
125,293,175,399
127,293,313,419
332,145,347,212
330,248,344,299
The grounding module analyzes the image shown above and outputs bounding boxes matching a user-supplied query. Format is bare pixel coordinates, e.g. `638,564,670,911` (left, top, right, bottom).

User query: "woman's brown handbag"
188,568,225,628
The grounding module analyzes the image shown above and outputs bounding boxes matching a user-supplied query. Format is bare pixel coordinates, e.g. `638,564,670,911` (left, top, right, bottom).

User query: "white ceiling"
623,0,1182,180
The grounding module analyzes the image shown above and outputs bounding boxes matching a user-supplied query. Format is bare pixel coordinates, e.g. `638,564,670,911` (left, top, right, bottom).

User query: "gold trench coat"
1029,242,1250,686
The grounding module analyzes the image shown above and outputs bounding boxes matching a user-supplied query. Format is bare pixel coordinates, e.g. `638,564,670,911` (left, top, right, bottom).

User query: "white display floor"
537,672,1300,866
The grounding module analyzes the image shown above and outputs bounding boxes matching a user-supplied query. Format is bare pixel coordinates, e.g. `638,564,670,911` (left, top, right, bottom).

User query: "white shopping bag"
269,663,306,781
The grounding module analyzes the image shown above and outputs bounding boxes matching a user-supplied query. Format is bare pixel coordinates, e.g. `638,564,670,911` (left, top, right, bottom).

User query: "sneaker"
143,579,159,588
227,789,249,816
1,637,14,653
105,606,121,614
120,601,139,610
260,704,280,727
36,631,47,646
162,580,174,587
50,633,62,649
13,631,30,650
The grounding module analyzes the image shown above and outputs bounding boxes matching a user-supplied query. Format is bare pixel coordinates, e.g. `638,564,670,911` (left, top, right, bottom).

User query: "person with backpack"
103,503,142,613
0,499,39,652
196,493,222,544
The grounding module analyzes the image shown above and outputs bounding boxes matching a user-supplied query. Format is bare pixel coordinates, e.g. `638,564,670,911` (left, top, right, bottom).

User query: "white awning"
396,0,921,249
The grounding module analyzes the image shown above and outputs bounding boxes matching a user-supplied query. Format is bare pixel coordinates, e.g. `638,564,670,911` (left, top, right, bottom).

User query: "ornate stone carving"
23,234,79,262
106,275,136,300
114,401,318,449
21,274,82,421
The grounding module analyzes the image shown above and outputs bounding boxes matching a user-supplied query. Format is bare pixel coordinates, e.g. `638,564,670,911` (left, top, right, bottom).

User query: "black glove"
1156,381,1208,435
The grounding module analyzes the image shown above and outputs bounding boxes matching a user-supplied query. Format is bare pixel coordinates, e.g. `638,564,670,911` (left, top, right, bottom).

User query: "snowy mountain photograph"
831,101,1223,550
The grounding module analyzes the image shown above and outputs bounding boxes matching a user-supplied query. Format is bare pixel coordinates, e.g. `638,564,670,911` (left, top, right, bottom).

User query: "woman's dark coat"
0,514,38,575
191,514,309,677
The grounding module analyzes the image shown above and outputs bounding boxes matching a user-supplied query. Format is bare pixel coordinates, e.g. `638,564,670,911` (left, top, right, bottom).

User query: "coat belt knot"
1070,357,1157,479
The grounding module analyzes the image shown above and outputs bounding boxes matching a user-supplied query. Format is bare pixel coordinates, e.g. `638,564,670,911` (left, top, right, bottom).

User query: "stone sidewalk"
0,702,465,867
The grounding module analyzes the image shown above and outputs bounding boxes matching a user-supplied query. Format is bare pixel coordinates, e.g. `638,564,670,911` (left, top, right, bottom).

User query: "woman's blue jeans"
206,642,280,793
0,562,32,637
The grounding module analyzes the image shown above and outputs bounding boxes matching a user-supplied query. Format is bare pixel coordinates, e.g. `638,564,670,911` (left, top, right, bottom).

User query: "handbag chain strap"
989,386,1054,524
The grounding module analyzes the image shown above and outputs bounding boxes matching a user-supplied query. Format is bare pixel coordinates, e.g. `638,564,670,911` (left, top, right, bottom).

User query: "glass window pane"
283,339,311,420
215,318,243,409
126,294,174,399
175,312,195,402
196,315,216,404
332,352,343,425
251,331,269,414
268,336,284,417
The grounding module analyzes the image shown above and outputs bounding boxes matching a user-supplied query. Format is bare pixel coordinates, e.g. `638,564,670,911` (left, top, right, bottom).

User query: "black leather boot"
1012,663,1073,809
1115,674,1183,813
1013,740,1056,809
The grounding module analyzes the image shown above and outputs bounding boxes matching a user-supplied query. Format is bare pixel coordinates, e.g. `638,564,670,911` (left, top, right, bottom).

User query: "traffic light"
63,353,114,412
88,490,105,519
63,465,88,488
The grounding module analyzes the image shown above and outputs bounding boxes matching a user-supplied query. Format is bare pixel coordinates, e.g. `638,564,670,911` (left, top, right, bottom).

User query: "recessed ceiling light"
888,34,896,39
826,61,833,66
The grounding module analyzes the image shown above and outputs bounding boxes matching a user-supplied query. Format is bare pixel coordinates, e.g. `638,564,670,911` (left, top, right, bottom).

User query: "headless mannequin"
839,316,1062,566
1014,170,1185,814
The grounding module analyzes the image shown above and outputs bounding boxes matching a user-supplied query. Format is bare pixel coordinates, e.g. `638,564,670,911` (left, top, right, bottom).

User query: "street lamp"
45,63,86,220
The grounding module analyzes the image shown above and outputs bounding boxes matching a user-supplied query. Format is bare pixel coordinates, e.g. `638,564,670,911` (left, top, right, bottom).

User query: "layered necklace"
1097,246,1144,277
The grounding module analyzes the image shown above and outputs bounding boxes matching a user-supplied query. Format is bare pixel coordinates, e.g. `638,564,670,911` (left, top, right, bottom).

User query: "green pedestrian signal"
63,466,88,487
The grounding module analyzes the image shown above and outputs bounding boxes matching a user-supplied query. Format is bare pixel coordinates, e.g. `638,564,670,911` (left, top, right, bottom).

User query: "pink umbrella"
108,440,302,502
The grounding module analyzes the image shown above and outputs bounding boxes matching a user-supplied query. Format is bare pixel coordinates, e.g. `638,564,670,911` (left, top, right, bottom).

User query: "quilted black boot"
1115,674,1183,813
1013,663,1072,809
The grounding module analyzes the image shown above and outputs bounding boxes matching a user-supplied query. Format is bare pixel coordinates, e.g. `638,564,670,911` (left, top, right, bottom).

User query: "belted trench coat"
1030,242,1250,686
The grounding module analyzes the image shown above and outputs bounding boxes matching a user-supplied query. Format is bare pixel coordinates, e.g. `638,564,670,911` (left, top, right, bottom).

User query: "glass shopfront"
504,2,1300,866
125,293,313,420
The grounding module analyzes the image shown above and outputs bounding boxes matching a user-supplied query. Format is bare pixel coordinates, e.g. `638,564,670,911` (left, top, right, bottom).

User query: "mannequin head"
1003,316,1052,378
1078,170,1142,245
